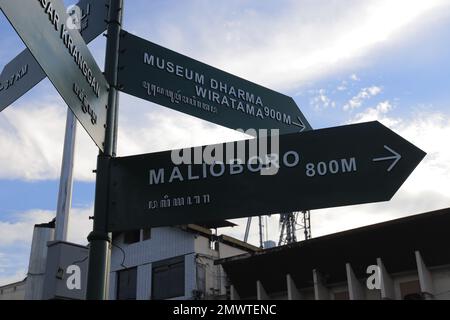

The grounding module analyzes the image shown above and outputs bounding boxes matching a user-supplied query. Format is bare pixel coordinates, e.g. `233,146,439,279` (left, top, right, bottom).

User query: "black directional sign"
0,0,108,113
107,121,426,232
0,0,109,151
0,49,44,112
117,31,312,134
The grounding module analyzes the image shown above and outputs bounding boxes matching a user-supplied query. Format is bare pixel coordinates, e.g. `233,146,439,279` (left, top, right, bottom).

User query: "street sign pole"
86,0,123,300
54,110,77,241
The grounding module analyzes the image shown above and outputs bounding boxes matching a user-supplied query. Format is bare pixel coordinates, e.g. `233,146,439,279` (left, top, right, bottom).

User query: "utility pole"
86,0,123,300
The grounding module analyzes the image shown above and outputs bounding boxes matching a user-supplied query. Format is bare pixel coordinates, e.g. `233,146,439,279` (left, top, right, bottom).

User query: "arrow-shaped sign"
117,31,312,134
0,0,108,113
107,121,426,232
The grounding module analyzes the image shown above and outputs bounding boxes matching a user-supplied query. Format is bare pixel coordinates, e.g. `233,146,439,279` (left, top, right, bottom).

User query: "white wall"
217,242,248,259
109,226,196,300
0,281,26,300
194,236,215,256
430,266,450,300
137,264,152,300
110,226,252,300
110,227,195,272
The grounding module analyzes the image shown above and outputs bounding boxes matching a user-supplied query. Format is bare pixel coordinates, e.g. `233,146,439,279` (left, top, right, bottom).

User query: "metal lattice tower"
301,210,312,241
243,215,270,248
278,213,297,245
278,211,311,246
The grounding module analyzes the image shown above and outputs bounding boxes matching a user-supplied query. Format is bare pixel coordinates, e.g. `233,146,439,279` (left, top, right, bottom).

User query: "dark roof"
195,220,237,229
219,234,260,252
0,278,27,289
112,220,236,239
35,218,55,228
183,225,259,252
218,207,450,298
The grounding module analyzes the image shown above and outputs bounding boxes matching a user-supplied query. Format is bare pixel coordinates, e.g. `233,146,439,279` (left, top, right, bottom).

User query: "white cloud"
317,109,450,234
0,101,65,181
0,207,92,247
0,265,26,286
0,89,100,182
0,207,93,285
336,74,361,92
351,100,394,123
0,0,447,182
350,105,450,197
376,100,393,113
0,93,249,181
311,187,450,239
117,96,250,158
343,86,383,111
310,89,335,110
130,0,449,91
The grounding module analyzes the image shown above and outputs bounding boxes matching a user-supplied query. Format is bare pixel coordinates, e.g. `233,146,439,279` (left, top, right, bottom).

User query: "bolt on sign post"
107,121,425,232
117,31,312,134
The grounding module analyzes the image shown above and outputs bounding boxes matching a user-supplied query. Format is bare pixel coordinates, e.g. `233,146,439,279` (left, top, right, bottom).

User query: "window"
209,240,219,251
334,291,349,300
123,230,140,244
142,228,152,241
152,256,185,300
400,280,422,300
117,267,137,300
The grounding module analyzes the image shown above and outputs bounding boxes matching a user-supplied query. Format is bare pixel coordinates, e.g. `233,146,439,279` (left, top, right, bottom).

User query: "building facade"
2,208,450,300
0,279,26,300
108,224,258,300
218,208,450,300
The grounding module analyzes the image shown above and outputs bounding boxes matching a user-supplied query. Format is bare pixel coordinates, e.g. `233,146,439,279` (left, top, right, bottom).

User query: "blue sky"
1,0,450,285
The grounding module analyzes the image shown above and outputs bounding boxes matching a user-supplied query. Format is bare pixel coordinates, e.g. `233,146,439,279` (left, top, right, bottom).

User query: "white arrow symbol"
372,145,402,172
292,116,306,132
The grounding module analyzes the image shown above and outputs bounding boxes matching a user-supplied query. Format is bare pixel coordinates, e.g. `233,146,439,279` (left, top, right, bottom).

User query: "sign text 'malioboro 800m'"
107,121,426,232
118,31,312,134
0,0,109,151
0,0,109,113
